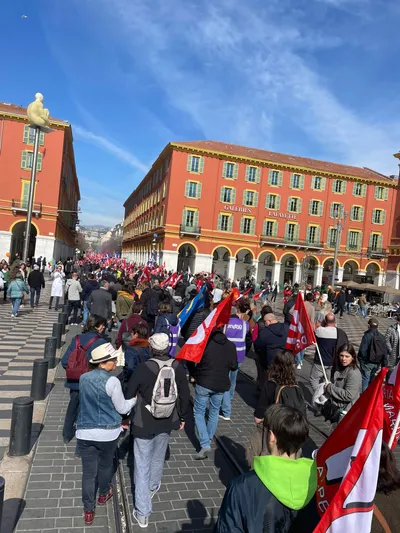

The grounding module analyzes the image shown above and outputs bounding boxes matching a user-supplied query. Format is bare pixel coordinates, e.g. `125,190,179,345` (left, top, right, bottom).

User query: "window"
311,176,326,191
350,206,364,222
220,186,236,204
327,227,338,248
309,200,323,216
246,166,260,183
285,223,298,242
374,186,388,201
243,190,258,207
185,181,202,199
23,125,44,145
266,193,280,210
21,150,43,171
330,202,343,218
347,231,361,251
21,181,30,209
288,196,302,213
218,214,233,232
307,225,320,245
187,155,204,173
263,220,277,237
353,183,366,197
182,209,198,228
268,170,282,187
240,217,255,235
372,209,386,225
223,161,238,179
332,179,346,194
369,233,383,251
290,173,304,190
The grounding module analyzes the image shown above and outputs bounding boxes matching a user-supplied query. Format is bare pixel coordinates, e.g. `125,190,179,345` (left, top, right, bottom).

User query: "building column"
377,271,385,286
272,261,281,285
336,267,344,283
252,260,259,283
386,270,400,289
194,253,213,274
293,262,301,284
34,236,56,262
163,250,179,272
228,257,236,281
0,231,12,262
314,265,323,287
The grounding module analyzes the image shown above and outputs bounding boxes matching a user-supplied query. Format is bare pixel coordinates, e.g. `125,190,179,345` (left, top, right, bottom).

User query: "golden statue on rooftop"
27,93,50,127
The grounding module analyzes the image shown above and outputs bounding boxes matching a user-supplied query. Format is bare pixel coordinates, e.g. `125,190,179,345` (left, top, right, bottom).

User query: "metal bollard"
0,476,4,531
9,397,33,456
52,322,63,349
62,304,69,314
59,312,68,334
30,359,49,401
44,336,57,369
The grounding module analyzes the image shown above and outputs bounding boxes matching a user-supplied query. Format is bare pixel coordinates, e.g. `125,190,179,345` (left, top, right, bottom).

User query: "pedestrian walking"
1,263,10,302
334,288,346,318
76,343,136,526
88,280,112,323
49,264,65,310
65,272,83,325
81,274,99,327
270,281,278,302
254,313,289,369
385,314,400,370
27,264,45,308
345,289,354,314
7,271,29,317
116,283,134,328
358,318,387,391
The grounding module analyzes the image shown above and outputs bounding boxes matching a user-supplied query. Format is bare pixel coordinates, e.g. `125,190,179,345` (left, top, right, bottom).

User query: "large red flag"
253,288,267,301
383,362,400,449
285,292,316,355
176,293,234,363
313,369,387,533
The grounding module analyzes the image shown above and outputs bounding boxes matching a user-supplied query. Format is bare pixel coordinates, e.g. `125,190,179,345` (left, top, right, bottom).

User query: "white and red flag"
253,289,267,301
176,293,234,364
383,362,400,449
285,293,316,355
234,288,252,302
313,369,387,533
172,273,183,289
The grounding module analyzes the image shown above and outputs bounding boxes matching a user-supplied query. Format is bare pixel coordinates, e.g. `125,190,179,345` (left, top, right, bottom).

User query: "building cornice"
0,110,69,130
170,143,396,188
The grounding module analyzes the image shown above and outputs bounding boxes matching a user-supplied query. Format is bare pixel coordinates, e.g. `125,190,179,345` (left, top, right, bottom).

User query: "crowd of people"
2,254,400,531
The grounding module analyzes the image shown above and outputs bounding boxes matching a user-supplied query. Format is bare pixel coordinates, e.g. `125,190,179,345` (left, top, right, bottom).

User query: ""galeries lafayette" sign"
268,211,297,220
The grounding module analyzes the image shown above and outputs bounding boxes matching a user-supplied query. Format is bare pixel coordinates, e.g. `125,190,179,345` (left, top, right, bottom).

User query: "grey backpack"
145,359,178,419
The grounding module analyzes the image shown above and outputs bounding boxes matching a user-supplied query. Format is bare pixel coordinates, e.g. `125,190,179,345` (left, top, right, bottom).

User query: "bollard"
0,476,4,531
44,336,57,369
30,359,49,401
9,397,33,456
62,304,69,314
58,312,68,335
52,322,63,349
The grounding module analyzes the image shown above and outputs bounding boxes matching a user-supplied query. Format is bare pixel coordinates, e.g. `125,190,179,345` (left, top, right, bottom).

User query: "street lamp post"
331,206,347,286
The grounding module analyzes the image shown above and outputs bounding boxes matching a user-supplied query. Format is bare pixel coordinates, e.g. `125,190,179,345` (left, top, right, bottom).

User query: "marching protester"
115,301,150,349
65,272,83,325
334,287,346,318
7,270,29,317
27,263,45,308
88,280,112,323
116,282,135,328
358,318,388,391
254,313,289,369
385,313,400,370
118,322,151,390
81,273,99,327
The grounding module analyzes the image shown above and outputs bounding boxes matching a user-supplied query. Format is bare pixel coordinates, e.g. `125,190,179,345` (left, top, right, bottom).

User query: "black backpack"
146,291,159,318
275,384,306,415
368,332,386,364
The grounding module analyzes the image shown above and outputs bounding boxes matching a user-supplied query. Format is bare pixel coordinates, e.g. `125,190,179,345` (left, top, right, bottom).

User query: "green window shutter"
198,157,204,173
321,177,326,191
21,183,30,208
231,188,236,204
384,188,389,201
266,194,270,208
382,210,386,225
360,206,364,221
240,217,245,233
220,187,224,202
297,198,302,213
294,224,300,241
233,164,239,180
254,192,259,207
352,183,357,196
273,221,278,237
263,220,267,235
306,225,310,242
197,182,202,199
243,190,247,205
329,203,334,217
316,226,321,244
350,206,354,221
358,232,362,250
346,231,350,250
245,167,250,182
268,170,272,185
318,201,324,216
21,151,27,169
287,197,292,211
222,162,227,178
187,155,193,172
256,167,261,184
308,201,313,215
228,216,233,232
374,187,378,200
184,181,190,197
251,219,256,234
36,152,42,170
217,214,222,230
372,209,376,223
378,234,383,249
368,233,373,248
327,228,332,246
278,171,283,187
194,211,199,227
39,131,45,146
276,195,281,210
362,184,367,197
342,181,347,194
23,125,29,143
332,179,336,192
182,209,187,225
290,174,294,188
300,175,305,190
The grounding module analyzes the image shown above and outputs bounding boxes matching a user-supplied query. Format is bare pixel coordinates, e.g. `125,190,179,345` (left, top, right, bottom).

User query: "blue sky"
2,0,400,226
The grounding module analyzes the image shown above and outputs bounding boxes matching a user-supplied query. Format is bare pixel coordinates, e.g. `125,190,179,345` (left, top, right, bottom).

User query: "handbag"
321,399,342,424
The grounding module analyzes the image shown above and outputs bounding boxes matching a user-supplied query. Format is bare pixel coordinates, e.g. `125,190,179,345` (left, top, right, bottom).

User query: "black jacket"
181,307,211,341
254,322,290,367
27,270,45,289
336,291,346,306
195,331,238,392
82,279,99,302
283,298,296,324
125,355,190,438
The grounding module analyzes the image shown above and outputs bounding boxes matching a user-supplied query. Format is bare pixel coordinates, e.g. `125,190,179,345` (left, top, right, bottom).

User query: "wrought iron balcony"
367,247,387,259
12,199,42,218
260,235,324,250
347,243,360,251
179,224,201,240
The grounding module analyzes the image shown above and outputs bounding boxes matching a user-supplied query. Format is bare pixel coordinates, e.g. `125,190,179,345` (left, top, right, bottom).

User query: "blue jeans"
30,287,41,307
345,302,351,313
82,301,90,326
295,350,305,365
360,306,367,318
11,298,21,315
194,384,224,449
221,363,241,418
361,361,380,392
134,433,170,518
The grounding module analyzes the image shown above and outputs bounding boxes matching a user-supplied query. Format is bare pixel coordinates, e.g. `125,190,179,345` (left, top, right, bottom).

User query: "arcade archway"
343,260,359,282
257,251,274,283
177,243,196,273
280,254,297,286
366,262,381,285
212,247,231,279
10,221,37,262
234,249,254,280
322,258,334,285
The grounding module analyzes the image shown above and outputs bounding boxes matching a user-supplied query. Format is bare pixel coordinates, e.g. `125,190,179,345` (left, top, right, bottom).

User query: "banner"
285,293,316,355
178,285,207,329
383,363,400,448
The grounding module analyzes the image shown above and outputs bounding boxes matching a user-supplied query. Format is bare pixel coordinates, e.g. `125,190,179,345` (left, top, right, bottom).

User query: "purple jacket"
224,316,251,363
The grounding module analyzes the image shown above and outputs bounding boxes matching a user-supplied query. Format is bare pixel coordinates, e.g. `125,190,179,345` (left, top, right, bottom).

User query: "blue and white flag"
178,284,207,329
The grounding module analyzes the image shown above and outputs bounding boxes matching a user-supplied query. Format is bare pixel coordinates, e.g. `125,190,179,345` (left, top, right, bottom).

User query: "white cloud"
73,124,148,172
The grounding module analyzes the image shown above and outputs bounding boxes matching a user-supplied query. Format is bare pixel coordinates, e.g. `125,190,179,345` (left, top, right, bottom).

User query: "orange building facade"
0,102,80,262
123,141,398,287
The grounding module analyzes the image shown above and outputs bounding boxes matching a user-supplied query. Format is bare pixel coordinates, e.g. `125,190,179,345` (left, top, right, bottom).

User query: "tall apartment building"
0,102,80,261
123,141,398,287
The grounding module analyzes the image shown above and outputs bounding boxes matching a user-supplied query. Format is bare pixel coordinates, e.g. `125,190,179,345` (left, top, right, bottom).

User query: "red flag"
253,289,267,301
176,293,234,363
161,273,175,288
383,363,400,449
234,288,252,302
313,369,387,533
285,293,316,355
172,273,183,289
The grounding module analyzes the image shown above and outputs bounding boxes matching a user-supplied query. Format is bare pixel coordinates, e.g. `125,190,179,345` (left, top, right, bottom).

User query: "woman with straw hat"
76,343,137,526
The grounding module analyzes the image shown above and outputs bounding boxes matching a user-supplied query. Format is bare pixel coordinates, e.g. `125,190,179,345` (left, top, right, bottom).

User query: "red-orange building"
123,141,398,287
0,102,80,262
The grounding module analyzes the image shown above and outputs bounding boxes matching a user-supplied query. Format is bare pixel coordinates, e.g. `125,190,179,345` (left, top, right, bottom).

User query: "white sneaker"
11,314,15,318
296,364,302,370
133,511,148,528
219,415,231,421
150,482,161,499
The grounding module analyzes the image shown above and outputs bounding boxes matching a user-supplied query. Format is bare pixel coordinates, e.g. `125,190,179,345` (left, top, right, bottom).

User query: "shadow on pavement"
1,498,26,533
178,500,216,532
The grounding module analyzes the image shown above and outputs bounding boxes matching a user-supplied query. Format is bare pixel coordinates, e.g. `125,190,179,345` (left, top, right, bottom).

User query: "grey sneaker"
150,483,161,499
133,511,148,528
195,447,211,460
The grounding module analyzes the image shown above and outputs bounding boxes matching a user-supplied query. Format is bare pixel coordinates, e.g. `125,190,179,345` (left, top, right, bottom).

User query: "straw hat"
89,343,122,364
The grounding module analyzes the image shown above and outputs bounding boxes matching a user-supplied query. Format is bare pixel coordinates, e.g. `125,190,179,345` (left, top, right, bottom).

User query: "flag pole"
313,342,329,383
389,411,400,448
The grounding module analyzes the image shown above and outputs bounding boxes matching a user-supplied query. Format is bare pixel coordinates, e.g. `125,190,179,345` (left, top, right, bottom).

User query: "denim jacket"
77,369,122,430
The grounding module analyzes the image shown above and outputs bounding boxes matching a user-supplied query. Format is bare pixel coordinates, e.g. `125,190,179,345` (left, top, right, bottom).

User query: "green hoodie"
253,455,317,511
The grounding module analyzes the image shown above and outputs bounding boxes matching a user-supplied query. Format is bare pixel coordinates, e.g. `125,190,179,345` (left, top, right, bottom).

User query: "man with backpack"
359,318,388,391
125,333,189,529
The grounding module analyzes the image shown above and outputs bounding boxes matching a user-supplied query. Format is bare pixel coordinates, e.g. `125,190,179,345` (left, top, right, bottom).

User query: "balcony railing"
180,224,201,240
367,247,387,258
12,199,42,218
260,235,324,249
347,243,360,251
